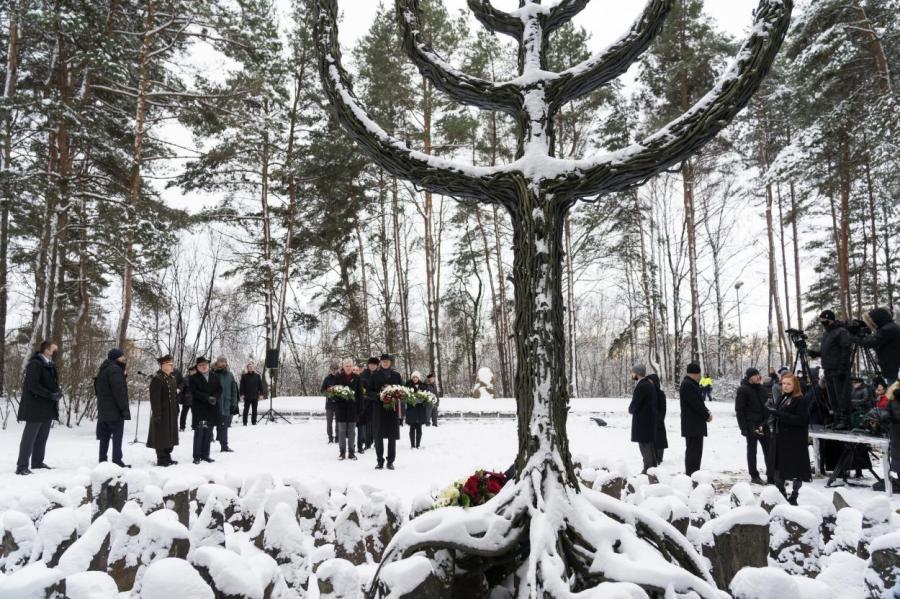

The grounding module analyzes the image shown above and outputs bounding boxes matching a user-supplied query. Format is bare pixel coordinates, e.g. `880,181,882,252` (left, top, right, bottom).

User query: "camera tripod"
262,367,291,425
787,330,832,423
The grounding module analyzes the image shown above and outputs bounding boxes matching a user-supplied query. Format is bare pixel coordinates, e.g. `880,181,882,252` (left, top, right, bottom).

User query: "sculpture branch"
396,0,522,115
548,0,792,204
467,0,523,38
546,0,673,109
544,0,590,35
313,0,519,206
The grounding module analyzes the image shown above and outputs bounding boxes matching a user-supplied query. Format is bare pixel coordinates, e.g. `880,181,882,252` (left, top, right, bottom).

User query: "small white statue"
472,367,496,399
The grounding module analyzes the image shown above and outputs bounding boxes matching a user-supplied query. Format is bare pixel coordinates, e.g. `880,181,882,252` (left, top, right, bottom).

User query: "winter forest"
0,0,898,420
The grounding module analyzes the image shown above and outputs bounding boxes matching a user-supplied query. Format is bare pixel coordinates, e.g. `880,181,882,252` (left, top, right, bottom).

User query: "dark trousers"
431,404,439,426
656,447,665,464
97,420,125,463
375,436,396,466
179,405,190,430
775,474,802,502
409,424,423,448
17,420,52,469
217,415,232,450
825,371,851,418
326,403,336,441
155,447,173,464
638,442,657,473
746,431,772,480
356,423,366,451
685,436,704,475
193,422,213,460
242,400,258,425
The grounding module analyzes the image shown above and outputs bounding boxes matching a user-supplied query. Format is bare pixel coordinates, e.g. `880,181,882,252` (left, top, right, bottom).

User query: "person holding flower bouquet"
371,353,404,470
331,359,363,460
405,372,430,449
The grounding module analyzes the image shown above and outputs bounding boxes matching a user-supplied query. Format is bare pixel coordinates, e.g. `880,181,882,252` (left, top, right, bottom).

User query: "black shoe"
113,461,131,468
349,454,357,460
339,454,346,460
750,476,764,485
328,438,334,444
201,457,215,463
221,448,234,453
193,458,202,464
15,467,32,476
169,459,178,466
32,463,52,470
375,464,384,470
387,463,395,470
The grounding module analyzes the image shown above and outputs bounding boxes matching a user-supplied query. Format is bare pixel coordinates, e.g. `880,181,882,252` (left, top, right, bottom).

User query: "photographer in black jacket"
854,308,900,386
817,310,854,430
735,368,773,485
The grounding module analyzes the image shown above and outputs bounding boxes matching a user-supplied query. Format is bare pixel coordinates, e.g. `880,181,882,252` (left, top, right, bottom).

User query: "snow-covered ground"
0,396,892,511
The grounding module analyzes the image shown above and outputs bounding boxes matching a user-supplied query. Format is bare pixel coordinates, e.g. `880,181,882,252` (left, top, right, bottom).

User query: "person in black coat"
148,355,180,467
94,348,132,467
359,357,379,453
332,359,362,460
239,362,265,426
15,341,61,475
680,363,712,476
770,373,812,504
855,308,900,385
734,368,773,485
405,372,429,449
321,364,340,444
370,353,403,470
426,373,440,426
886,384,900,484
647,374,668,464
178,366,195,432
188,357,221,464
817,310,853,429
628,364,658,474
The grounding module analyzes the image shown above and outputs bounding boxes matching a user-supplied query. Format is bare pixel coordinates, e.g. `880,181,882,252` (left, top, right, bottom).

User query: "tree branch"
544,0,590,35
313,0,519,206
548,0,793,204
396,0,522,115
547,0,672,108
466,0,523,38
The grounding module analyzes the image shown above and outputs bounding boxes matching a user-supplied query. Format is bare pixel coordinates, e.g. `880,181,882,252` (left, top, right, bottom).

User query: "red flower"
486,479,502,495
462,475,480,498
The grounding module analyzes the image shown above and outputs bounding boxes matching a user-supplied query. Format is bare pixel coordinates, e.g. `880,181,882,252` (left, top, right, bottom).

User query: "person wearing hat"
321,363,340,444
735,367,773,485
854,308,900,386
148,355,179,466
189,356,222,464
817,309,853,429
358,357,380,453
628,364,658,474
94,348,131,468
370,353,404,470
680,362,712,476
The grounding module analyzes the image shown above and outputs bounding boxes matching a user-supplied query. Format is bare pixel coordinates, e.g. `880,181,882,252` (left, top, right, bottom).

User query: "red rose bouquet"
379,385,410,410
433,470,508,509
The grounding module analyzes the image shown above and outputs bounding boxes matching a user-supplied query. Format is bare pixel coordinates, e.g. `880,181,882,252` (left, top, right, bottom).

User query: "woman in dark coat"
771,373,812,504
405,372,429,449
148,355,179,466
647,374,668,464
628,365,658,474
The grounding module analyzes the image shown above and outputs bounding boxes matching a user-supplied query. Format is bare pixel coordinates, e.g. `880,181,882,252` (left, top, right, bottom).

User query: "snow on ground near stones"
0,397,900,510
0,397,894,512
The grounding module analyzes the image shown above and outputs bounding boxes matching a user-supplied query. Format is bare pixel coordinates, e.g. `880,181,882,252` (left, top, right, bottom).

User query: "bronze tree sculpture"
313,0,792,596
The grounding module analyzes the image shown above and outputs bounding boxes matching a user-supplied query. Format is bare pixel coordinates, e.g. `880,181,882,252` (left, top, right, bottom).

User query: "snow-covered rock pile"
0,464,404,598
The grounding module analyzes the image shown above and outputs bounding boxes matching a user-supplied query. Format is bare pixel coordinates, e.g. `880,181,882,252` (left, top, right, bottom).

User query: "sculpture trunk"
508,187,576,488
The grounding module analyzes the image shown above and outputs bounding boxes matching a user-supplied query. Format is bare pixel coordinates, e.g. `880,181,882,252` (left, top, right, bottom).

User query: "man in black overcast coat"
15,341,61,475
735,368,772,485
628,364,657,474
189,357,221,464
94,348,131,467
239,362,266,426
370,353,403,470
855,307,900,385
680,362,712,476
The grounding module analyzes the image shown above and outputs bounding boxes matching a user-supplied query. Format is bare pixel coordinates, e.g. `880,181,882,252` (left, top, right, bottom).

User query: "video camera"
785,328,808,352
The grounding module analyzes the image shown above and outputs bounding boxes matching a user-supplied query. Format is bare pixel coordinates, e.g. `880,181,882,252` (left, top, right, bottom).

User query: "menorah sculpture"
314,0,792,596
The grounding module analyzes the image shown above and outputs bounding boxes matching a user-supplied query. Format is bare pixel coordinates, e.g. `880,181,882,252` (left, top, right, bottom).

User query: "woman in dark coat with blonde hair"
771,373,812,505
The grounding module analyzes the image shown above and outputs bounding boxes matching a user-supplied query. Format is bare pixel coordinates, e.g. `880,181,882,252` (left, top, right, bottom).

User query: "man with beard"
213,357,238,453
628,364,658,474
680,363,712,475
148,355,179,466
333,359,363,460
817,310,853,430
189,357,221,464
94,348,131,468
16,341,61,475
735,368,773,485
240,362,265,426
370,353,403,470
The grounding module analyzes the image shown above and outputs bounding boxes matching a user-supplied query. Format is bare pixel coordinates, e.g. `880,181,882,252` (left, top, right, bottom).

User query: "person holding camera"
818,310,854,430
854,308,900,385
735,368,773,485
15,341,62,475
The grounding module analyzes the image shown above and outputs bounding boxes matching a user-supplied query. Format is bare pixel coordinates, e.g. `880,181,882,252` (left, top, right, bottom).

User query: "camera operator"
817,310,853,430
853,308,900,385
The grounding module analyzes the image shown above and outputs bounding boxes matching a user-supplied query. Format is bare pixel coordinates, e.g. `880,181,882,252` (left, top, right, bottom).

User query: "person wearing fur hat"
854,308,900,385
405,371,428,449
148,355,179,466
735,368,773,485
95,348,131,468
680,362,712,475
189,356,221,464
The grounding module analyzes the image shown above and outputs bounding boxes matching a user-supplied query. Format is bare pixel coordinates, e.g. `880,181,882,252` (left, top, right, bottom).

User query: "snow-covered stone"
864,532,900,599
57,514,111,576
769,504,823,576
699,506,769,588
64,571,118,599
760,485,787,513
140,558,213,599
316,558,361,599
0,561,65,598
859,496,893,559
826,508,863,556
191,546,263,599
730,566,834,599
0,510,37,573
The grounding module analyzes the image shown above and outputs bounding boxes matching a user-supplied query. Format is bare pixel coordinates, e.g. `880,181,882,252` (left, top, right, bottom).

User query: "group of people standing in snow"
319,353,440,470
14,343,268,475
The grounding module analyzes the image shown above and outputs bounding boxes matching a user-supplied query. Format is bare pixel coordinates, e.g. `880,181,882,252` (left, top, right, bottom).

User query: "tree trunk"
356,223,371,355
851,0,893,96
564,216,579,396
683,158,703,369
476,207,509,396
391,178,411,373
377,171,394,351
837,142,853,319
789,180,803,329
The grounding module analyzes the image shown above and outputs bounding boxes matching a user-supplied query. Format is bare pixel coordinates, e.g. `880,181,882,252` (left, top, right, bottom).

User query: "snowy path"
0,397,892,511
